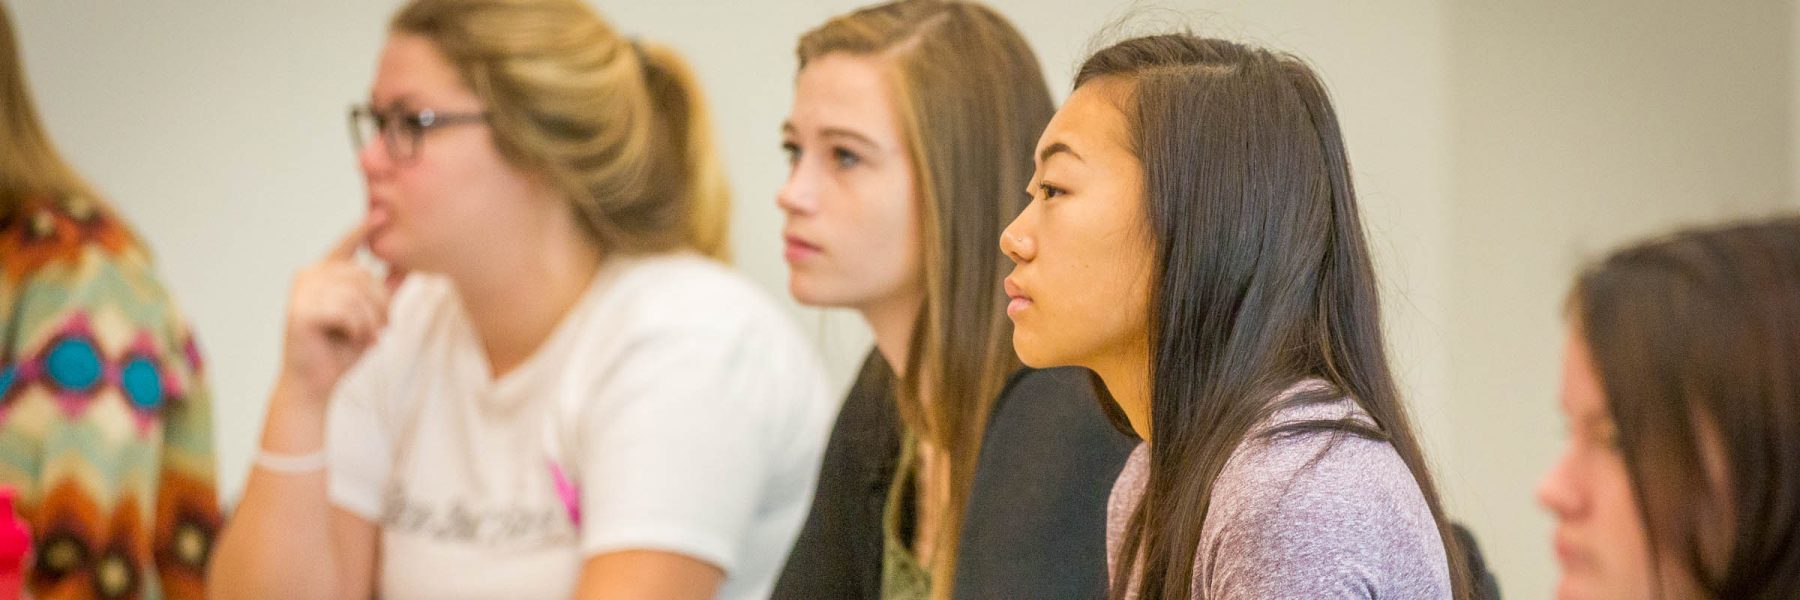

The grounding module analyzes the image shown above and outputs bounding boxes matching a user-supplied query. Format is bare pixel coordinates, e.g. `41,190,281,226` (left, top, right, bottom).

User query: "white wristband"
255,448,329,473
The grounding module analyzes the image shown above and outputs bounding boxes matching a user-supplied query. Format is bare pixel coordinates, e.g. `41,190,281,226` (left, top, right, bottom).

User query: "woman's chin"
1010,332,1055,368
367,236,417,272
785,276,862,310
786,281,832,309
368,240,398,264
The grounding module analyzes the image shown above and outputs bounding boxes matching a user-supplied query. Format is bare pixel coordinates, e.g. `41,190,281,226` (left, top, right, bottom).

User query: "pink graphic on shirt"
547,459,580,527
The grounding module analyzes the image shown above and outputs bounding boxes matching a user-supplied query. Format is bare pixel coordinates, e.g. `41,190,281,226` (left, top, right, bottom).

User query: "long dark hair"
797,1,1053,591
1571,216,1800,599
1076,35,1469,599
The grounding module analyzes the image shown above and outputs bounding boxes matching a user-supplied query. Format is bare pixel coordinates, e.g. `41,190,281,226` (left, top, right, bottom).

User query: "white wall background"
5,0,1794,596
1445,0,1796,592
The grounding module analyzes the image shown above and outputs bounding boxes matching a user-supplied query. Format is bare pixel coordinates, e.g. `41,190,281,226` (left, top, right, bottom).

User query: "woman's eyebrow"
1038,141,1082,164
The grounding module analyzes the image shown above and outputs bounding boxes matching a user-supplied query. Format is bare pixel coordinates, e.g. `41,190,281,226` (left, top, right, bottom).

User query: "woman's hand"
277,221,392,401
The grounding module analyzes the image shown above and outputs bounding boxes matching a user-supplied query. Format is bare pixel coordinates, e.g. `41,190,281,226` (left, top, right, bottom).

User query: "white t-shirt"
326,253,835,600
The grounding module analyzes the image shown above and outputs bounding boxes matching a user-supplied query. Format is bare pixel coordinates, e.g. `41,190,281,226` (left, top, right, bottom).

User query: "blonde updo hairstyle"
391,0,730,260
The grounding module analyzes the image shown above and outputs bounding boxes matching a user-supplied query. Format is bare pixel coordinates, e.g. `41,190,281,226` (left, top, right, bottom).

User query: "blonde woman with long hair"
208,1,833,598
772,2,1132,598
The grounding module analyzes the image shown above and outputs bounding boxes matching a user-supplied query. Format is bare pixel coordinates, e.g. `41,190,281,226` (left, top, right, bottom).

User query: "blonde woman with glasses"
208,1,833,598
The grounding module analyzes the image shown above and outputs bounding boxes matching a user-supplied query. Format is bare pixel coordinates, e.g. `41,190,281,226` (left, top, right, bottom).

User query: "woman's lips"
1552,532,1588,573
367,195,393,229
784,234,822,263
1003,277,1033,316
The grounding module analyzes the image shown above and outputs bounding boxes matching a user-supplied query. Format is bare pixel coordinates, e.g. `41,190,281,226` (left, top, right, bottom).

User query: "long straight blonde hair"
798,1,1054,594
1,2,97,218
392,0,730,260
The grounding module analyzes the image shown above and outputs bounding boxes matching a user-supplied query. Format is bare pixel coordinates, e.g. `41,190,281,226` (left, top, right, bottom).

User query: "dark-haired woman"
1540,217,1800,600
1001,34,1467,599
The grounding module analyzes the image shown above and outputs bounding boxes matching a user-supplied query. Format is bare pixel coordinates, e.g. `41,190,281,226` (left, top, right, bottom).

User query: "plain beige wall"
6,0,1794,596
1446,0,1795,593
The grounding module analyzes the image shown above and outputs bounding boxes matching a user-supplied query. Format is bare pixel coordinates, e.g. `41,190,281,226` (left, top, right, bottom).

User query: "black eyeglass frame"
348,104,489,163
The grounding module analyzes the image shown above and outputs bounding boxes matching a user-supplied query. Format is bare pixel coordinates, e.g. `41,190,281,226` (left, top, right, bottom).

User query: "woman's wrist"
261,376,332,455
254,447,329,474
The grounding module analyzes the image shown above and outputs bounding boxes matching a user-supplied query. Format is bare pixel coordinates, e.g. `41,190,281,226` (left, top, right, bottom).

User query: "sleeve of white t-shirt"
573,321,775,575
326,352,395,521
324,286,413,522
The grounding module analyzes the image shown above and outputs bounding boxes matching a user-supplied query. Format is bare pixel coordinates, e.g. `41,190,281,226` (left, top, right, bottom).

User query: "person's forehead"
1039,79,1134,159
1559,333,1609,421
372,34,475,105
792,55,899,129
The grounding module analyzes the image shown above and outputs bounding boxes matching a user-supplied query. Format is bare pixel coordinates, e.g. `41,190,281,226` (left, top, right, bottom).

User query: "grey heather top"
1106,383,1452,599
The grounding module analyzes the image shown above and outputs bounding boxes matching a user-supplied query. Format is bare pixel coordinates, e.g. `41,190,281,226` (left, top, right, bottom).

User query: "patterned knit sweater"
0,195,220,599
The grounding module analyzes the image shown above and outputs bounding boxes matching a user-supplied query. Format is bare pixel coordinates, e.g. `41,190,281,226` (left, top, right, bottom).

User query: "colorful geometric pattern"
1,196,220,599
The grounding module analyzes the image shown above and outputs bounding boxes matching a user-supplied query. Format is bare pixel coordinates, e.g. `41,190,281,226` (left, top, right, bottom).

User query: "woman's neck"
861,288,946,567
1092,344,1153,443
859,290,925,380
448,220,603,379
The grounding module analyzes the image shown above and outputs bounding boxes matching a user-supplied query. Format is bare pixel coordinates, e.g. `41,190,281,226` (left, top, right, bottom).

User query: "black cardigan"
771,352,1135,599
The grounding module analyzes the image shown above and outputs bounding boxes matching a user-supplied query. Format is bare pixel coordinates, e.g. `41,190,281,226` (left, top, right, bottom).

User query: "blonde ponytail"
392,0,731,262
636,41,730,261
